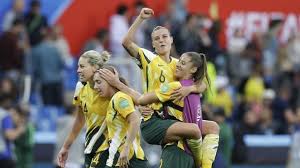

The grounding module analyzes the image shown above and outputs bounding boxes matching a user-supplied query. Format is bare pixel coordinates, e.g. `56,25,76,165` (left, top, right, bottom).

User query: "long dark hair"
185,52,211,88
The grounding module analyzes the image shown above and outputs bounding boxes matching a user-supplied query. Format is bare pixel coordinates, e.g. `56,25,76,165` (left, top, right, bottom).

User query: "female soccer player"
93,66,148,168
120,7,219,168
137,52,219,168
57,50,111,168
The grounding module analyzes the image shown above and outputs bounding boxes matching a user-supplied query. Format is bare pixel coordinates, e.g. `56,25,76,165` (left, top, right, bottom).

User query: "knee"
209,121,220,134
190,123,201,139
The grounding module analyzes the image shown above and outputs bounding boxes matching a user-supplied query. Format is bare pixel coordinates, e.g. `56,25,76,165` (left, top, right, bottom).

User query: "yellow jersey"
155,81,184,121
105,91,145,166
136,48,178,120
73,82,110,154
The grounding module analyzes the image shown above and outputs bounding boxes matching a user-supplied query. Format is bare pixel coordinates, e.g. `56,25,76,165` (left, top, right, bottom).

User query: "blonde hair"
81,50,110,69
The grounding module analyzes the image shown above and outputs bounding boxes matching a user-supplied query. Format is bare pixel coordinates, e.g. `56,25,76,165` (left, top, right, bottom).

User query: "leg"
163,122,202,167
201,120,220,168
202,120,220,135
163,122,201,144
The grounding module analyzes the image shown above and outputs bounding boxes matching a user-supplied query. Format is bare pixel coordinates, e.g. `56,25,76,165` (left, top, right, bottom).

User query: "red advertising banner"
188,0,300,47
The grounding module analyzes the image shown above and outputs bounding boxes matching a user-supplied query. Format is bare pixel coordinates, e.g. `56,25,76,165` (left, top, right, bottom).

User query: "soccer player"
121,7,219,168
57,50,111,168
93,66,148,168
137,52,219,168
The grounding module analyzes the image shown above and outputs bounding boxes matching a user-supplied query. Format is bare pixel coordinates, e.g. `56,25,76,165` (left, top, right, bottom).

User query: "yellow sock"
187,138,202,167
201,134,219,168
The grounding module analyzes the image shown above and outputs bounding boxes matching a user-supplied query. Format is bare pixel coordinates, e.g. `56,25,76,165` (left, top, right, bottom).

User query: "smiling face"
77,57,96,82
175,53,197,80
93,72,112,98
151,27,173,56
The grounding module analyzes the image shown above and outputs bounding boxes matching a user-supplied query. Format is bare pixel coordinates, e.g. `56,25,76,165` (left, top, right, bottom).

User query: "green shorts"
160,145,196,168
85,150,109,168
141,114,177,145
105,153,149,168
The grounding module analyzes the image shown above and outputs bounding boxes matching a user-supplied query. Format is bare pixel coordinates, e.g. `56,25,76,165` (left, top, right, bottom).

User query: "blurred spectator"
173,0,188,23
10,104,34,168
109,4,129,57
262,19,282,79
177,13,202,54
213,108,233,168
244,65,265,103
25,0,48,46
0,77,18,102
232,109,264,163
0,19,27,79
82,28,108,53
31,27,64,106
53,105,84,168
287,32,300,71
260,89,280,134
50,25,72,66
2,0,25,32
272,85,291,133
212,76,233,118
205,60,217,104
0,94,23,168
227,28,247,57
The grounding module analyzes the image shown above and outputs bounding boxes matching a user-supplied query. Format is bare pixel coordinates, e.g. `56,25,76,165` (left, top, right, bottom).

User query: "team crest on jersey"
161,84,169,93
119,98,129,109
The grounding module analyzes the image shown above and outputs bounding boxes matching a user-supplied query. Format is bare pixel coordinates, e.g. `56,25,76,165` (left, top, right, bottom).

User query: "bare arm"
118,111,141,167
62,107,85,149
124,111,140,147
122,8,154,58
171,81,207,102
191,81,207,93
57,107,85,167
4,125,25,141
138,92,160,105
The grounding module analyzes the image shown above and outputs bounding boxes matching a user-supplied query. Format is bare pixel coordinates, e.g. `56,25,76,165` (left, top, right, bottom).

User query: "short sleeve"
73,82,84,105
114,95,135,119
136,48,156,69
155,82,181,102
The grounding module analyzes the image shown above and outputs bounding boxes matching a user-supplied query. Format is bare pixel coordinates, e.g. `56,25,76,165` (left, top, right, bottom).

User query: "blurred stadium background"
0,0,300,168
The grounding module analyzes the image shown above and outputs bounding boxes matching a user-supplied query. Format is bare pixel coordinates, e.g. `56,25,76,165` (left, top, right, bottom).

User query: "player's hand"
139,8,154,20
170,86,192,102
138,105,154,117
98,68,119,88
118,145,130,168
57,147,69,168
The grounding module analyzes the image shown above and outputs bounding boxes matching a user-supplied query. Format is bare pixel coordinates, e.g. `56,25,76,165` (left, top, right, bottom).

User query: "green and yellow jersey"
155,81,184,121
136,48,178,120
105,91,145,166
73,82,110,154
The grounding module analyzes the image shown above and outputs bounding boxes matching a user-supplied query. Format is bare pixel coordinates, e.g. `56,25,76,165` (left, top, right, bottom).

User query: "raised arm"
171,81,207,102
122,8,154,58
